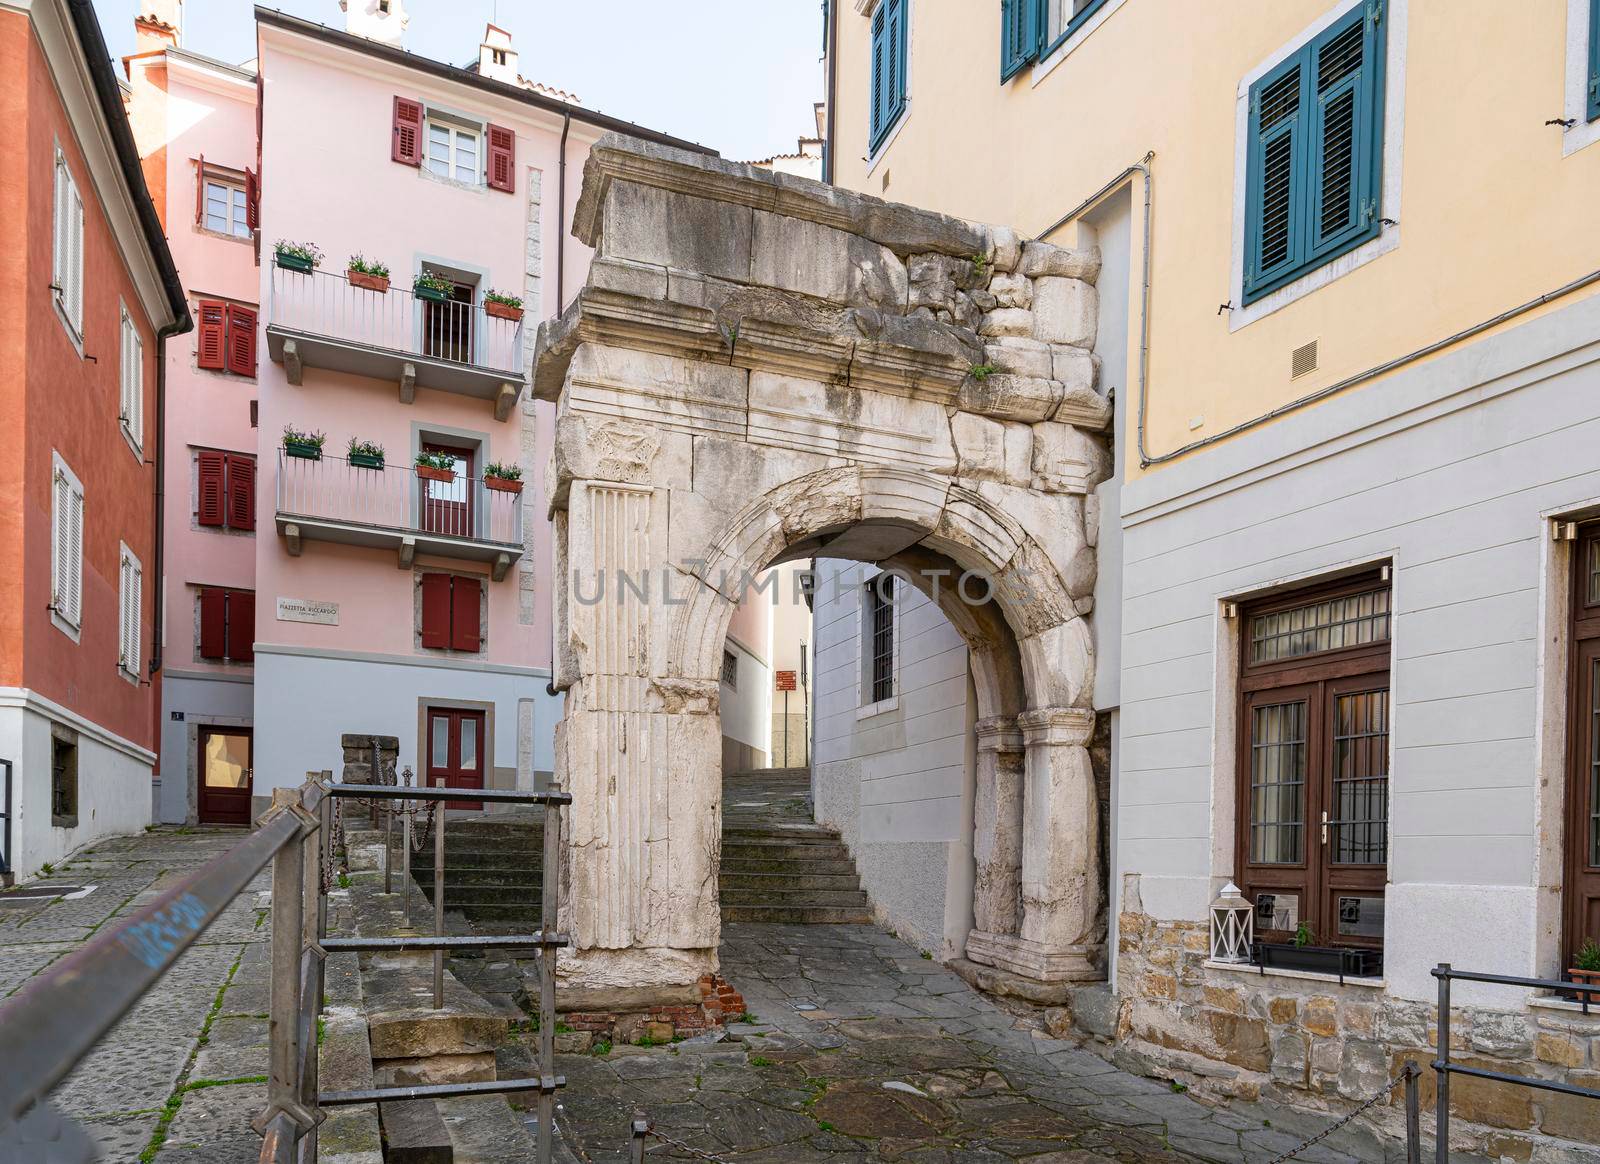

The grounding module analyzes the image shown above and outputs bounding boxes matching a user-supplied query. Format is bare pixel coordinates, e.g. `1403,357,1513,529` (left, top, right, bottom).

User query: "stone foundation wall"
1084,881,1600,1161
557,974,746,1050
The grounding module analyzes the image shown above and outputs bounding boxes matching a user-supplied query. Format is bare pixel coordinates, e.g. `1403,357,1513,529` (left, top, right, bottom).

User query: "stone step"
412,868,543,889
414,886,543,908
717,871,862,891
720,904,873,924
719,857,861,874
380,1099,453,1164
718,887,871,908
719,833,850,849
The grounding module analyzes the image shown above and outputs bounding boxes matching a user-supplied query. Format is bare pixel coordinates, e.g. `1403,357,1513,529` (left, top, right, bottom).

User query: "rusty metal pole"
536,787,562,1164
1405,1062,1420,1164
262,793,306,1141
1434,965,1451,1164
401,768,413,885
433,788,446,1010
629,1111,648,1164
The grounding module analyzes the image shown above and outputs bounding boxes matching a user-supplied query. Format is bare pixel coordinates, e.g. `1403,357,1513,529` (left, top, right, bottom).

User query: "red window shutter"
199,587,226,659
197,300,226,369
245,168,259,231
195,153,205,225
226,304,258,377
392,96,423,166
227,590,255,663
450,576,482,651
226,455,256,531
420,573,451,648
486,124,515,192
197,451,226,526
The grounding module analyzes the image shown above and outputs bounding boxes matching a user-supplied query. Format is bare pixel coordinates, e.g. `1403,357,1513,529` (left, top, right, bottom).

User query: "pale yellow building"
812,0,1600,1153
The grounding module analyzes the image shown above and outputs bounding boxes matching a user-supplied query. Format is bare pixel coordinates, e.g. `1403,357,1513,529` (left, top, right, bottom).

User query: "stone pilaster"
966,716,1024,960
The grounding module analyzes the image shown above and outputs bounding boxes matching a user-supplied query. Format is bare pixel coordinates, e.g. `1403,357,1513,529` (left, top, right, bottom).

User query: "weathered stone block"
1032,277,1097,347
1303,997,1338,1039
1470,1011,1532,1057
957,373,1063,423
984,337,1054,378
373,1052,497,1088
988,225,1022,272
978,307,1034,338
1209,1013,1271,1071
1031,421,1110,495
1268,996,1299,1025
1204,985,1245,1015
1393,1050,1536,1131
1337,1039,1387,1099
1141,972,1177,1000
1072,983,1122,1038
1051,345,1098,393
752,210,908,308
951,412,1032,487
601,179,752,282
989,271,1033,309
1019,240,1102,283
1534,1031,1585,1068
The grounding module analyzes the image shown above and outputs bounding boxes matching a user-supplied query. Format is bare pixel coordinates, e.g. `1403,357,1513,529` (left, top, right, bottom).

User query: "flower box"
1252,941,1382,981
1568,968,1600,996
484,300,523,322
349,452,385,470
276,251,315,273
484,475,523,494
415,464,456,483
414,284,449,303
284,440,322,461
348,270,390,294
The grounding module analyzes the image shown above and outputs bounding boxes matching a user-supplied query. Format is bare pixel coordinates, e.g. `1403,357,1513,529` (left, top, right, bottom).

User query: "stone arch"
534,134,1111,998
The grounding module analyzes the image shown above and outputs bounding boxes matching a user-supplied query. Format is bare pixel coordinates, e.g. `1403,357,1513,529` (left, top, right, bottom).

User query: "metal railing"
0,759,11,879
276,451,523,546
1432,963,1600,1163
0,776,570,1164
269,265,524,377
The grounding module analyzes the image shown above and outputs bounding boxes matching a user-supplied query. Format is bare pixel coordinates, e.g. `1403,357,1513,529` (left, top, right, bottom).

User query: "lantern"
1210,882,1254,963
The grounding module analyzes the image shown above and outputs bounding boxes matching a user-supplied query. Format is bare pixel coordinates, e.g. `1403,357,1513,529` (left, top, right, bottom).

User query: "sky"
90,0,827,161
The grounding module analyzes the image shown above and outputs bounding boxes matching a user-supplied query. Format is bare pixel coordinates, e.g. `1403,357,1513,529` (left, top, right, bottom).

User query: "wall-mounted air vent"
1291,339,1319,379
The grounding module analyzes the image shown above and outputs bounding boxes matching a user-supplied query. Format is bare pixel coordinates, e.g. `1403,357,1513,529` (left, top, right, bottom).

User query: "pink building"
246,2,704,809
125,2,262,825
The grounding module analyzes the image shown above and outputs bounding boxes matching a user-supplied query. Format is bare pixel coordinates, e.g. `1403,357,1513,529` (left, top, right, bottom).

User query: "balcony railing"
266,266,525,417
275,452,524,577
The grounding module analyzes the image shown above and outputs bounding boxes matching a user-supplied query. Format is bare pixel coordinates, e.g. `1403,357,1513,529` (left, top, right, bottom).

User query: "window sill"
118,665,141,687
52,815,79,830
419,166,487,195
1203,959,1386,990
194,224,254,246
864,107,910,181
856,695,899,720
52,295,84,357
120,423,143,463
1030,0,1129,88
1527,995,1600,1020
50,609,81,644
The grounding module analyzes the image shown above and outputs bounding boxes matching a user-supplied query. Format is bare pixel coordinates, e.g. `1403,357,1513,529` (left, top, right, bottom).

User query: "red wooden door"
420,443,474,539
427,708,485,810
198,727,252,826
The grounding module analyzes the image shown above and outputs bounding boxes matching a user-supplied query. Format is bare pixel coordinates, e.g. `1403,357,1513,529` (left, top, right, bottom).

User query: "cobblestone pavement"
550,924,1388,1164
1,827,273,1162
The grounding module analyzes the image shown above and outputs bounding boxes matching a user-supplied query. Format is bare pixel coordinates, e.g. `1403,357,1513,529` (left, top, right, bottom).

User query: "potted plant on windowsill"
275,240,323,274
413,272,453,303
347,438,385,470
1568,938,1600,997
1251,924,1383,982
347,254,390,294
414,449,456,483
483,289,524,322
483,461,523,494
282,425,326,461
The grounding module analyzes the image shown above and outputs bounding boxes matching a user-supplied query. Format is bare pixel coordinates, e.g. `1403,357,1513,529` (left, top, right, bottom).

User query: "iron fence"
0,775,569,1164
1432,963,1600,1163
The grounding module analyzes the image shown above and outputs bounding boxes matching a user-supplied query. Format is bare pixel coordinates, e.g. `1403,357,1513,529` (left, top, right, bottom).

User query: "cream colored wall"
832,0,1600,477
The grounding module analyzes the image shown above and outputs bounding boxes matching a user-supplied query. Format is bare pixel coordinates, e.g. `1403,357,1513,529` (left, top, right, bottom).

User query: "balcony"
265,266,526,419
274,452,524,579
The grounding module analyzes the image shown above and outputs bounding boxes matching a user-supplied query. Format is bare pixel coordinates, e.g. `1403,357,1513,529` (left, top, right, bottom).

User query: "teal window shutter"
1001,0,1039,82
869,0,908,150
1589,0,1600,122
1243,2,1385,304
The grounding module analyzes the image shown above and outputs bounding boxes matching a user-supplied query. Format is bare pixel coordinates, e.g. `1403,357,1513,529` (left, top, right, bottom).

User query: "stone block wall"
557,974,746,1049
1079,879,1600,1161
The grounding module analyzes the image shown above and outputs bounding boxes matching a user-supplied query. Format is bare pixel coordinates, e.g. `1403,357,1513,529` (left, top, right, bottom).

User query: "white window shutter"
132,559,143,670
52,470,68,609
67,485,83,627
133,332,144,446
119,555,130,667
52,156,67,297
67,187,84,333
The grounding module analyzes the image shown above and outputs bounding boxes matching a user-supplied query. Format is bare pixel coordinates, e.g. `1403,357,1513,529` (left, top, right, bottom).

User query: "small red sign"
775,670,798,692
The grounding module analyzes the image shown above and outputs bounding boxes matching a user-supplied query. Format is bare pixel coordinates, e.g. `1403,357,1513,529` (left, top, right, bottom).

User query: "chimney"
339,0,408,47
134,0,181,51
478,23,518,84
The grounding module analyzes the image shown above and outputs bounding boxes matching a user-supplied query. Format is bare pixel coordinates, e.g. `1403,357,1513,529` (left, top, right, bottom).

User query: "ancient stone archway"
532,135,1112,998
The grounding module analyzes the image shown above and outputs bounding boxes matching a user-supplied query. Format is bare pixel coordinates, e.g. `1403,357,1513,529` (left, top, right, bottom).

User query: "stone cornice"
1017,707,1096,747
974,716,1025,754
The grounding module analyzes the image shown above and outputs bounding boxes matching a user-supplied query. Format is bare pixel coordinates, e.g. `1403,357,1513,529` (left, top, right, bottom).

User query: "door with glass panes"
426,708,485,810
1236,574,1391,954
1565,530,1600,968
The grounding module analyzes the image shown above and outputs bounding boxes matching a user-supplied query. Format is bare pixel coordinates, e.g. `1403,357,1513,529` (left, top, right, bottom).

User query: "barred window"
721,648,738,689
1249,587,1390,663
867,574,895,704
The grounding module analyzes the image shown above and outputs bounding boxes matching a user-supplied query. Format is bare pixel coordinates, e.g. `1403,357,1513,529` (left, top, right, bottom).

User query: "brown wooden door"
419,443,474,539
198,727,252,826
427,708,485,810
1565,532,1600,967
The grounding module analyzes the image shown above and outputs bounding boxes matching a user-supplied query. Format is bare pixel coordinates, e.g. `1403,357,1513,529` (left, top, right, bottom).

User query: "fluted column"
964,716,1025,962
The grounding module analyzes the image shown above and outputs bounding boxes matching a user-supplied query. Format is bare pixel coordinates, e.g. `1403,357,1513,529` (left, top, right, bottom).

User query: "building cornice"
0,687,158,765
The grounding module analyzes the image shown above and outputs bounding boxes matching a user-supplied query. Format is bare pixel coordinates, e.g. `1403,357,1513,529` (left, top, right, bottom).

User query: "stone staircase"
408,769,872,927
719,768,873,924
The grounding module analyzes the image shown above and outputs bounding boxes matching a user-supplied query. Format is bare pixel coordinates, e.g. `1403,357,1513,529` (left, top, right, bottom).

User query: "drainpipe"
547,110,572,702
149,322,184,682
823,0,838,184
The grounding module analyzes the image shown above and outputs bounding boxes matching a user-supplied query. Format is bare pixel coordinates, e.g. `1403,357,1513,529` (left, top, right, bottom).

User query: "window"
1564,528,1600,970
120,308,144,450
865,573,895,704
1235,573,1391,960
1243,3,1386,305
199,587,254,663
119,545,143,679
202,179,251,238
491,48,507,66
869,0,908,152
51,454,84,633
1001,0,1114,79
197,451,256,531
427,119,481,183
419,573,482,652
51,729,78,828
722,649,739,689
52,150,84,339
196,300,258,378
1589,0,1600,123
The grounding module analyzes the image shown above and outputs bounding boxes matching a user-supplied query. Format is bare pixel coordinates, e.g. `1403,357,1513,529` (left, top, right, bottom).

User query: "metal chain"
641,1125,736,1164
1266,1065,1416,1164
